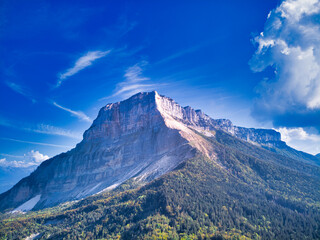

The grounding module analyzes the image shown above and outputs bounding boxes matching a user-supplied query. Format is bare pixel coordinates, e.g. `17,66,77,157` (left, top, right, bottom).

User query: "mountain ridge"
1,123,319,239
0,91,320,239
0,91,318,212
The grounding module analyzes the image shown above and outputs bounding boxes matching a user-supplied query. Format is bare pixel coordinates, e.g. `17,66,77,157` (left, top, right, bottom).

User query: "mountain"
0,91,319,239
0,92,280,210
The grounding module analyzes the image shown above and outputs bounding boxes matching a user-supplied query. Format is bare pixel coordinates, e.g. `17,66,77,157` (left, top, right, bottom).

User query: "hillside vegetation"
1,130,319,240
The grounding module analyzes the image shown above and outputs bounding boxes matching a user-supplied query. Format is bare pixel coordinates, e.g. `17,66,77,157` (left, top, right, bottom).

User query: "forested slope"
1,130,319,240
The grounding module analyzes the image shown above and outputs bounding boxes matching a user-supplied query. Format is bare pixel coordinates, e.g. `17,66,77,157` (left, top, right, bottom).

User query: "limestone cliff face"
152,92,281,145
0,92,197,210
0,91,282,211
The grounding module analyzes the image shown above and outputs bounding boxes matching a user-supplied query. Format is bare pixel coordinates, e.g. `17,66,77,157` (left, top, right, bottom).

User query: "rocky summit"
0,91,317,211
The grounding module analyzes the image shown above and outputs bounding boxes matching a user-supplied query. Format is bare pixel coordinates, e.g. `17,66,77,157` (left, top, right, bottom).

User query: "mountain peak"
0,91,285,211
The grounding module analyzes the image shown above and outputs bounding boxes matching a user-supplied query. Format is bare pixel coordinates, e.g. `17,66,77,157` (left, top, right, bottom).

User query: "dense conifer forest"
1,130,319,239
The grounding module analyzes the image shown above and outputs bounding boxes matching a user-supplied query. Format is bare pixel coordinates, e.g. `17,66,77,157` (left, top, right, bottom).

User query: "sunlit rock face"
0,91,282,211
153,92,280,145
0,92,196,210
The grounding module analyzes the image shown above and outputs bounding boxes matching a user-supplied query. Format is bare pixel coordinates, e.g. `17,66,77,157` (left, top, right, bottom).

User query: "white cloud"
104,61,157,99
0,158,33,168
276,127,320,154
24,150,49,163
0,150,49,168
0,137,72,148
27,124,82,139
276,0,320,22
124,62,150,83
53,102,92,122
57,50,111,87
155,44,204,65
112,83,156,98
250,0,320,113
0,116,82,139
277,127,320,142
5,81,36,103
0,117,14,128
0,153,24,158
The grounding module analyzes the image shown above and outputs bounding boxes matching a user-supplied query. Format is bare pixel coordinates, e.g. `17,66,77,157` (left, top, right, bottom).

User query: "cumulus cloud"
53,102,92,122
24,150,49,163
105,61,156,99
276,127,320,154
57,50,111,87
0,158,32,168
249,0,320,128
0,150,49,168
278,127,320,142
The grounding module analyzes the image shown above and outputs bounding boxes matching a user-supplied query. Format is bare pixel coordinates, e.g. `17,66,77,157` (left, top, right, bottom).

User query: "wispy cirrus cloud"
0,150,49,168
0,153,24,159
0,117,13,128
0,137,72,148
155,44,205,66
53,102,92,122
0,116,82,139
56,50,111,87
30,124,82,139
103,61,157,99
5,81,36,103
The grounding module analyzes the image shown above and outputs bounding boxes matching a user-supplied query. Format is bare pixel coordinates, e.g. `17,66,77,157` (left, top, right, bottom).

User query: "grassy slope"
1,130,320,240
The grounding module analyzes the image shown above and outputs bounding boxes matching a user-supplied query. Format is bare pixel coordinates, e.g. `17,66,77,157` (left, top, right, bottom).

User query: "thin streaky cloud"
124,61,149,82
30,124,82,139
155,45,203,65
116,86,158,100
0,117,14,128
0,117,82,139
5,81,36,103
0,137,72,148
53,102,92,122
56,50,111,87
0,153,24,158
111,84,156,98
154,40,219,66
101,61,157,100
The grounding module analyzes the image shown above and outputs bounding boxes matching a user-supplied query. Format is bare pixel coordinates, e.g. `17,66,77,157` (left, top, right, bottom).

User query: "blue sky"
1,0,320,174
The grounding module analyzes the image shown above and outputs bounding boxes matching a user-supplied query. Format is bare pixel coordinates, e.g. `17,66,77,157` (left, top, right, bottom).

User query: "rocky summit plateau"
0,91,320,239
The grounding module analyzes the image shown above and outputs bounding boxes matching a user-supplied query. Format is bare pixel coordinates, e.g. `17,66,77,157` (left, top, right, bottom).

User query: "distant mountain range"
0,91,319,239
